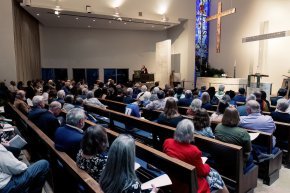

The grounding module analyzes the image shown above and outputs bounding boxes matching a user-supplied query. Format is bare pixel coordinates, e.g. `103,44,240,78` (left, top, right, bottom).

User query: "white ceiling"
21,0,195,31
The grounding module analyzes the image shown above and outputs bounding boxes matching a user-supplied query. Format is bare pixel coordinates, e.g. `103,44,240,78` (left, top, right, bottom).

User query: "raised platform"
196,77,272,99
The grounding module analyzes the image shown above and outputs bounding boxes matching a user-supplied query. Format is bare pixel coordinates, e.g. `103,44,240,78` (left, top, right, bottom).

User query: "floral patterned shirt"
76,149,107,181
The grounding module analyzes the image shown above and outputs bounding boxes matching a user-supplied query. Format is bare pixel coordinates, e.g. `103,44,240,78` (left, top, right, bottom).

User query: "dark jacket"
157,113,183,128
54,125,83,159
177,98,193,107
271,111,290,123
28,107,59,140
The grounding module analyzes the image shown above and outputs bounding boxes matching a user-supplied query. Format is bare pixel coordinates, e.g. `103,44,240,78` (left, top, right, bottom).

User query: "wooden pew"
97,98,127,113
273,121,290,166
211,121,283,185
84,120,198,193
84,104,259,193
5,103,103,193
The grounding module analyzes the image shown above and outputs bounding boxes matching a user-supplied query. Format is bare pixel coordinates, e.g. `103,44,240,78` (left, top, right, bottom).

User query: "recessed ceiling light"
57,15,60,18
124,22,127,24
93,19,96,22
109,20,112,24
152,25,154,28
76,17,79,20
128,19,132,22
88,25,91,28
164,26,167,29
36,13,40,16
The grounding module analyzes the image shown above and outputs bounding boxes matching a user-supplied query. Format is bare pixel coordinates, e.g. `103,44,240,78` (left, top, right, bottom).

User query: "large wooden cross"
206,2,236,53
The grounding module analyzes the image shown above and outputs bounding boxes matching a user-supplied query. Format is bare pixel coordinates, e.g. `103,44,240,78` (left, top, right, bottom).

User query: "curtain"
12,0,41,83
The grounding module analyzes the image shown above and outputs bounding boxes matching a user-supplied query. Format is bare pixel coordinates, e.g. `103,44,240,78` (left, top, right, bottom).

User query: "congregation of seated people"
2,78,290,193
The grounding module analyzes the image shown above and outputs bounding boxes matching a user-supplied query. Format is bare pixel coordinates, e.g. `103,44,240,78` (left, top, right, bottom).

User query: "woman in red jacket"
163,119,229,193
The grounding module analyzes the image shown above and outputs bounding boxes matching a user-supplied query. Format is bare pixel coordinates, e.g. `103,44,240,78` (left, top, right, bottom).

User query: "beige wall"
40,26,168,82
208,0,290,94
0,0,17,83
168,19,195,89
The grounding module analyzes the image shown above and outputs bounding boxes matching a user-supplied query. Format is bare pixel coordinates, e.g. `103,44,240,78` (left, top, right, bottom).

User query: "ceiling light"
124,22,127,25
109,20,112,24
54,5,62,15
76,17,79,20
152,25,155,28
93,19,96,22
128,19,132,22
36,13,40,16
57,15,60,18
88,25,91,28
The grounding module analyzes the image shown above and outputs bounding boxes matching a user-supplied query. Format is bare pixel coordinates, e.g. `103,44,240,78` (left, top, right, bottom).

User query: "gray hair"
277,99,289,112
143,91,151,100
141,85,147,92
86,91,94,99
99,134,137,193
126,88,133,96
246,94,256,102
184,90,192,98
218,84,225,91
49,101,61,110
189,98,202,111
57,90,65,99
152,87,160,94
246,100,260,113
66,108,86,128
82,88,89,95
32,96,44,107
174,119,195,143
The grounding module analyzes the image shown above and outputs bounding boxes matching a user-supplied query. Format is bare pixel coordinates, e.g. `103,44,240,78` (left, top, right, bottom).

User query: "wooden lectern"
133,70,154,83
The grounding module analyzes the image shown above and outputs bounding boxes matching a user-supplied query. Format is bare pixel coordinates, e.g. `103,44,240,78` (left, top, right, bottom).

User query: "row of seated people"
11,89,230,193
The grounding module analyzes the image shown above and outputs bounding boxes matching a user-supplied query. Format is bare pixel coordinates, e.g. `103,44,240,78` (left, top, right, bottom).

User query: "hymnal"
9,134,27,149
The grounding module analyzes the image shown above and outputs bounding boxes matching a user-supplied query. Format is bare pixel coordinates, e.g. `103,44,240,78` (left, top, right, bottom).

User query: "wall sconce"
86,5,92,13
54,5,62,15
162,14,168,22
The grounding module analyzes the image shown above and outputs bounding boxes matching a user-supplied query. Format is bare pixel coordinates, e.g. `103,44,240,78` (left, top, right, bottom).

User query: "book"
201,157,208,164
8,134,27,149
141,174,172,190
0,106,4,113
27,98,33,107
134,162,141,170
249,133,260,141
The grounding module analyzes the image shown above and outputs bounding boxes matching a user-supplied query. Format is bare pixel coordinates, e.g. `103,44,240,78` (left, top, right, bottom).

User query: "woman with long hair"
193,109,214,138
99,135,158,193
215,107,252,169
76,125,108,181
157,98,183,127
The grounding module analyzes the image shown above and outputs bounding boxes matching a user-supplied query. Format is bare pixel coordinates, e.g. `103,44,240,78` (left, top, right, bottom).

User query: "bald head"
16,90,26,100
246,100,260,114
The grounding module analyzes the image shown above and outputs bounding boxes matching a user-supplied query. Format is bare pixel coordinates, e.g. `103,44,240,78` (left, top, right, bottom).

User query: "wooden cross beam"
206,2,236,53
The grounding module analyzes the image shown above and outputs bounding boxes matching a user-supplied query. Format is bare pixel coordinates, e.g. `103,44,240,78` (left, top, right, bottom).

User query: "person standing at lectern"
141,65,148,74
